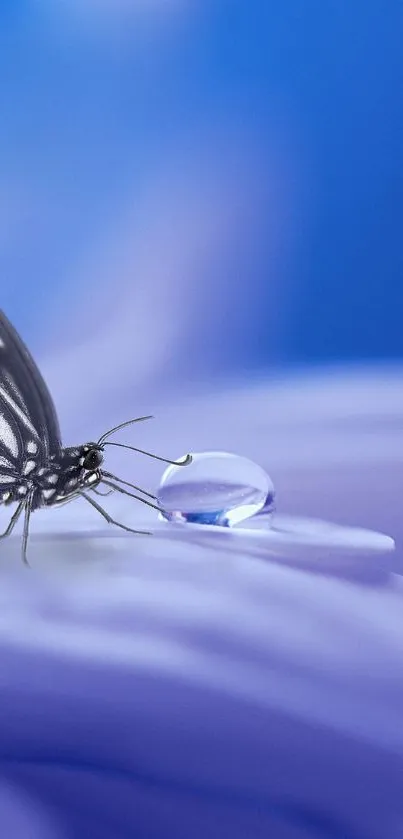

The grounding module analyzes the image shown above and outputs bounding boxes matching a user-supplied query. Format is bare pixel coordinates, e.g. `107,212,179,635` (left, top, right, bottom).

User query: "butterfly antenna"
97,416,154,446
102,441,192,467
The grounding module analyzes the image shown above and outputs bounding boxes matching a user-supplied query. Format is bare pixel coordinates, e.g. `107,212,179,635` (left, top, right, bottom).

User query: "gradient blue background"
1,0,402,379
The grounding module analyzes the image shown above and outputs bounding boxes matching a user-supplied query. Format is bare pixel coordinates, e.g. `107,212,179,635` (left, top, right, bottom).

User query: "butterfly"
0,310,191,565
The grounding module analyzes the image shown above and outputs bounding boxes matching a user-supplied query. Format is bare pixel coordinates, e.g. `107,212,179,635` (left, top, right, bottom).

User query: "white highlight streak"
0,385,38,439
0,456,13,469
0,413,19,458
23,460,36,476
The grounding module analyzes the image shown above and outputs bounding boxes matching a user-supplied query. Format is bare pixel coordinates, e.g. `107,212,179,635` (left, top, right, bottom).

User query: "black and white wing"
0,310,62,485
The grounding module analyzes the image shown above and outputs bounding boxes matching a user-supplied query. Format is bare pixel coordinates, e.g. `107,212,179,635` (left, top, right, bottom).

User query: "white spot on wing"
23,460,36,476
26,441,38,454
17,486,27,496
0,385,39,439
43,488,56,500
46,474,58,485
0,413,19,458
2,491,10,501
0,456,13,469
0,475,17,483
66,477,78,488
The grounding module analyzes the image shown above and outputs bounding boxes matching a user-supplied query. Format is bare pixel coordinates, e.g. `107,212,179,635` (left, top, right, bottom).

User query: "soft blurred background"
2,0,402,414
0,2,403,838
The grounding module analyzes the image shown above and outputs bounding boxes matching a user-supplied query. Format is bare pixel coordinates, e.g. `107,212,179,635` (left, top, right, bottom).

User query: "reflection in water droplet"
157,451,275,527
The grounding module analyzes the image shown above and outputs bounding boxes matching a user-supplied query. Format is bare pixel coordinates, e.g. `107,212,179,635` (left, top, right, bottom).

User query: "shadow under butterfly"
0,310,191,565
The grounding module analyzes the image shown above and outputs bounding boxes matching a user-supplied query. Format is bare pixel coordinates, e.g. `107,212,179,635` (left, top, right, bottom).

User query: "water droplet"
157,451,275,527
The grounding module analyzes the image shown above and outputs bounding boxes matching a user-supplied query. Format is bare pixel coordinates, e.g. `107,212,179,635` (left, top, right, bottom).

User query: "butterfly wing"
0,311,62,485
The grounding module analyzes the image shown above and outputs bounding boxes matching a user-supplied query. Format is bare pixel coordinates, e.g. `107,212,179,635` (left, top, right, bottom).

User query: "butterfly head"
81,443,104,472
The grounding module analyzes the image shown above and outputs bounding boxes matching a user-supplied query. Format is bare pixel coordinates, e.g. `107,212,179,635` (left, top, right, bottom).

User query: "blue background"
0,0,402,379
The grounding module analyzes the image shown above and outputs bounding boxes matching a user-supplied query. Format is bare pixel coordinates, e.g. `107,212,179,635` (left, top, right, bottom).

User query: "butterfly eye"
83,448,103,471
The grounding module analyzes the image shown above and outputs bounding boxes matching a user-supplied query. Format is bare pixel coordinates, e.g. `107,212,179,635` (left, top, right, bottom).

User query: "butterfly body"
1,444,101,512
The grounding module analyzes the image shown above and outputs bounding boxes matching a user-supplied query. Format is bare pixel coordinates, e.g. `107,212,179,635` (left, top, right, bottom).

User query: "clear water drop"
157,451,275,527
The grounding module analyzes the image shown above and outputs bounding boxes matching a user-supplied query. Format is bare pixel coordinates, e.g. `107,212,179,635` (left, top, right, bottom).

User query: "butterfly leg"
92,486,114,497
79,491,152,536
102,470,156,499
21,492,34,566
0,500,25,540
100,479,162,512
